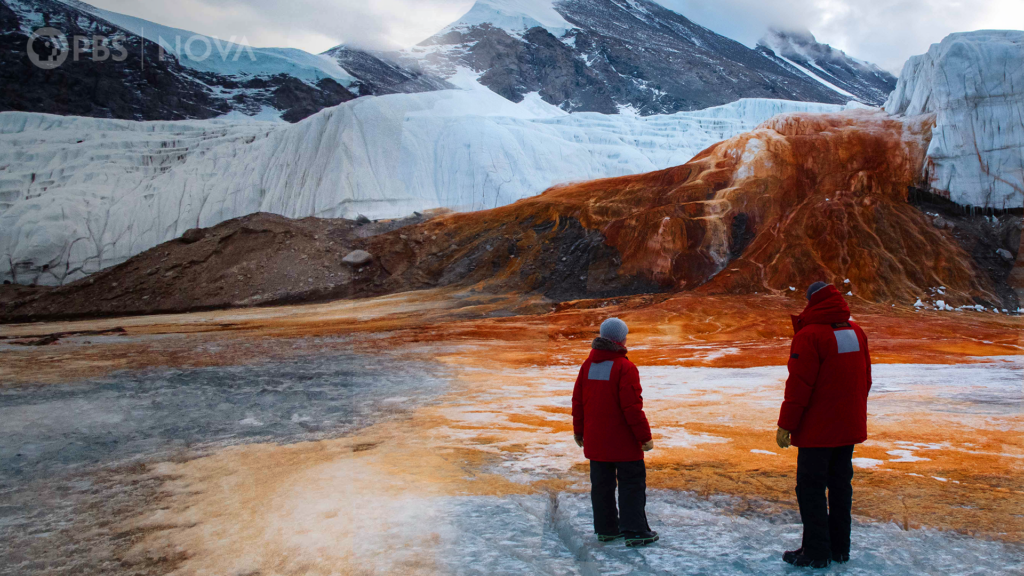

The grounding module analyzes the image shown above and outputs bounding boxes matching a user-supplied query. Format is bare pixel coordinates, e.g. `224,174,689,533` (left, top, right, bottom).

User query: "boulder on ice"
343,250,374,266
884,31,1024,210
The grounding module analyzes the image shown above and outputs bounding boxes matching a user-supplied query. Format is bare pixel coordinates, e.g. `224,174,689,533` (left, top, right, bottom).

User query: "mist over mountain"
756,27,897,106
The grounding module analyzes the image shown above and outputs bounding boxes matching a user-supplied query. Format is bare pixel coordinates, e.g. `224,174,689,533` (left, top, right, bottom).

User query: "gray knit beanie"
600,318,629,344
806,281,828,300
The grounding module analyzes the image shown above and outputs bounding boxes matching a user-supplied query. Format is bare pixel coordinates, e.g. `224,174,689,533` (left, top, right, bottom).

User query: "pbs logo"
27,27,69,70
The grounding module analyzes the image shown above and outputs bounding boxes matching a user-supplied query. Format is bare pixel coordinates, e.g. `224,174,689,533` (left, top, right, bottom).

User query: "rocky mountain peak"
755,27,897,105
389,0,893,115
442,0,573,37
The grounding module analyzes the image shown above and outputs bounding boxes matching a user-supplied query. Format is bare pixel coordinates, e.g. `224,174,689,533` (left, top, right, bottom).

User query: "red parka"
778,285,872,448
572,345,652,462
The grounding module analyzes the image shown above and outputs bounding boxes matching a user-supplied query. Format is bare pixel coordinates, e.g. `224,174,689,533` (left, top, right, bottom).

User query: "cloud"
663,0,1024,74
87,0,1022,72
88,0,475,52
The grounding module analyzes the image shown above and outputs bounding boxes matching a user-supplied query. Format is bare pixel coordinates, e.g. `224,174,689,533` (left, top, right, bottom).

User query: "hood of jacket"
590,337,627,362
791,285,851,334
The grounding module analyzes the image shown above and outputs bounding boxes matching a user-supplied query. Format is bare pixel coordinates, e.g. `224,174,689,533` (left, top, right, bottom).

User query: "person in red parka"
777,282,872,569
572,318,658,547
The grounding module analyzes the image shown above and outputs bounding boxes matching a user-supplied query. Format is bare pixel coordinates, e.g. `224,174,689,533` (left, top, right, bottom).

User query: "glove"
776,427,791,449
574,435,584,448
642,440,654,452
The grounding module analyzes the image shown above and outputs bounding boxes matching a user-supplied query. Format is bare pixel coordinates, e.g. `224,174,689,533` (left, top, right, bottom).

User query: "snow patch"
733,137,766,180
446,0,573,37
657,426,730,449
852,457,884,469
775,54,858,100
215,106,287,123
886,450,930,463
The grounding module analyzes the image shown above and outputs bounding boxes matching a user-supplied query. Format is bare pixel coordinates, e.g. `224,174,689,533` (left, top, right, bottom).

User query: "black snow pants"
796,445,855,561
590,460,651,535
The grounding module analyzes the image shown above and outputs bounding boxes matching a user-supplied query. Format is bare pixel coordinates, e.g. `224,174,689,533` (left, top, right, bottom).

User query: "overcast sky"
89,0,1023,74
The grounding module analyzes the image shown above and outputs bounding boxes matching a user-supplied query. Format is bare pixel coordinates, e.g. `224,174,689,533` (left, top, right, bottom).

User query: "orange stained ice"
0,289,1021,575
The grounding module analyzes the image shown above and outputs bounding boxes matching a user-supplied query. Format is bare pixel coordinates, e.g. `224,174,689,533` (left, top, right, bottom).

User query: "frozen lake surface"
439,492,1024,575
0,348,450,483
0,348,450,575
0,351,1020,575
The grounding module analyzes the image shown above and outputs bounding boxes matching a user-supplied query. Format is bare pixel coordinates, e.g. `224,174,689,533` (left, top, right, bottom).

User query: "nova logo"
25,27,257,70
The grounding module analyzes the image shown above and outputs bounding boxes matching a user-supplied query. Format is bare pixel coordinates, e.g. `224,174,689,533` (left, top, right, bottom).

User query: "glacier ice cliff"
885,30,1024,210
0,92,848,285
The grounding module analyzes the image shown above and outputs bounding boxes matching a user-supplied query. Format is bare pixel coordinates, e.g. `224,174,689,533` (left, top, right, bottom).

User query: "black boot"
624,530,659,547
783,550,831,569
833,551,850,563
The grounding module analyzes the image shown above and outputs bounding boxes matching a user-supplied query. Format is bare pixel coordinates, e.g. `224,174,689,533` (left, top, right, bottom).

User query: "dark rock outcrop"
271,76,357,122
0,0,229,121
323,46,453,96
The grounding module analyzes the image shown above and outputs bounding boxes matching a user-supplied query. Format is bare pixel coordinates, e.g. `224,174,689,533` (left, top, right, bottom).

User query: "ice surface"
401,355,1022,571
885,31,1024,209
433,491,1024,575
440,360,1023,481
868,360,1024,416
0,94,848,285
0,346,449,482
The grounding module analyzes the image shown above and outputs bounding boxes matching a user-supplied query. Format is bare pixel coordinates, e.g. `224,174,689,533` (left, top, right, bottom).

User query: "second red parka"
778,285,872,448
572,345,653,462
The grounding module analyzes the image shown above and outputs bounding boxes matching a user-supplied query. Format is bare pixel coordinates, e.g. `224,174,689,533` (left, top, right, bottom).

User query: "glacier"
62,0,357,87
0,92,850,285
884,30,1024,210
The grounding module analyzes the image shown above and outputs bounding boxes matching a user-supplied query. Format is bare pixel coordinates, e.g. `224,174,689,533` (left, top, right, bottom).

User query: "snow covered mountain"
65,0,354,87
0,0,444,121
1,0,892,123
756,28,897,106
885,30,1024,210
1,0,237,120
0,93,851,285
76,1,456,103
445,0,575,37
377,0,882,114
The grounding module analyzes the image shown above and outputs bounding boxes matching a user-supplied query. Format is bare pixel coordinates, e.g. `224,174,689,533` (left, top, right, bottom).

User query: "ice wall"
884,30,1024,209
0,92,848,285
